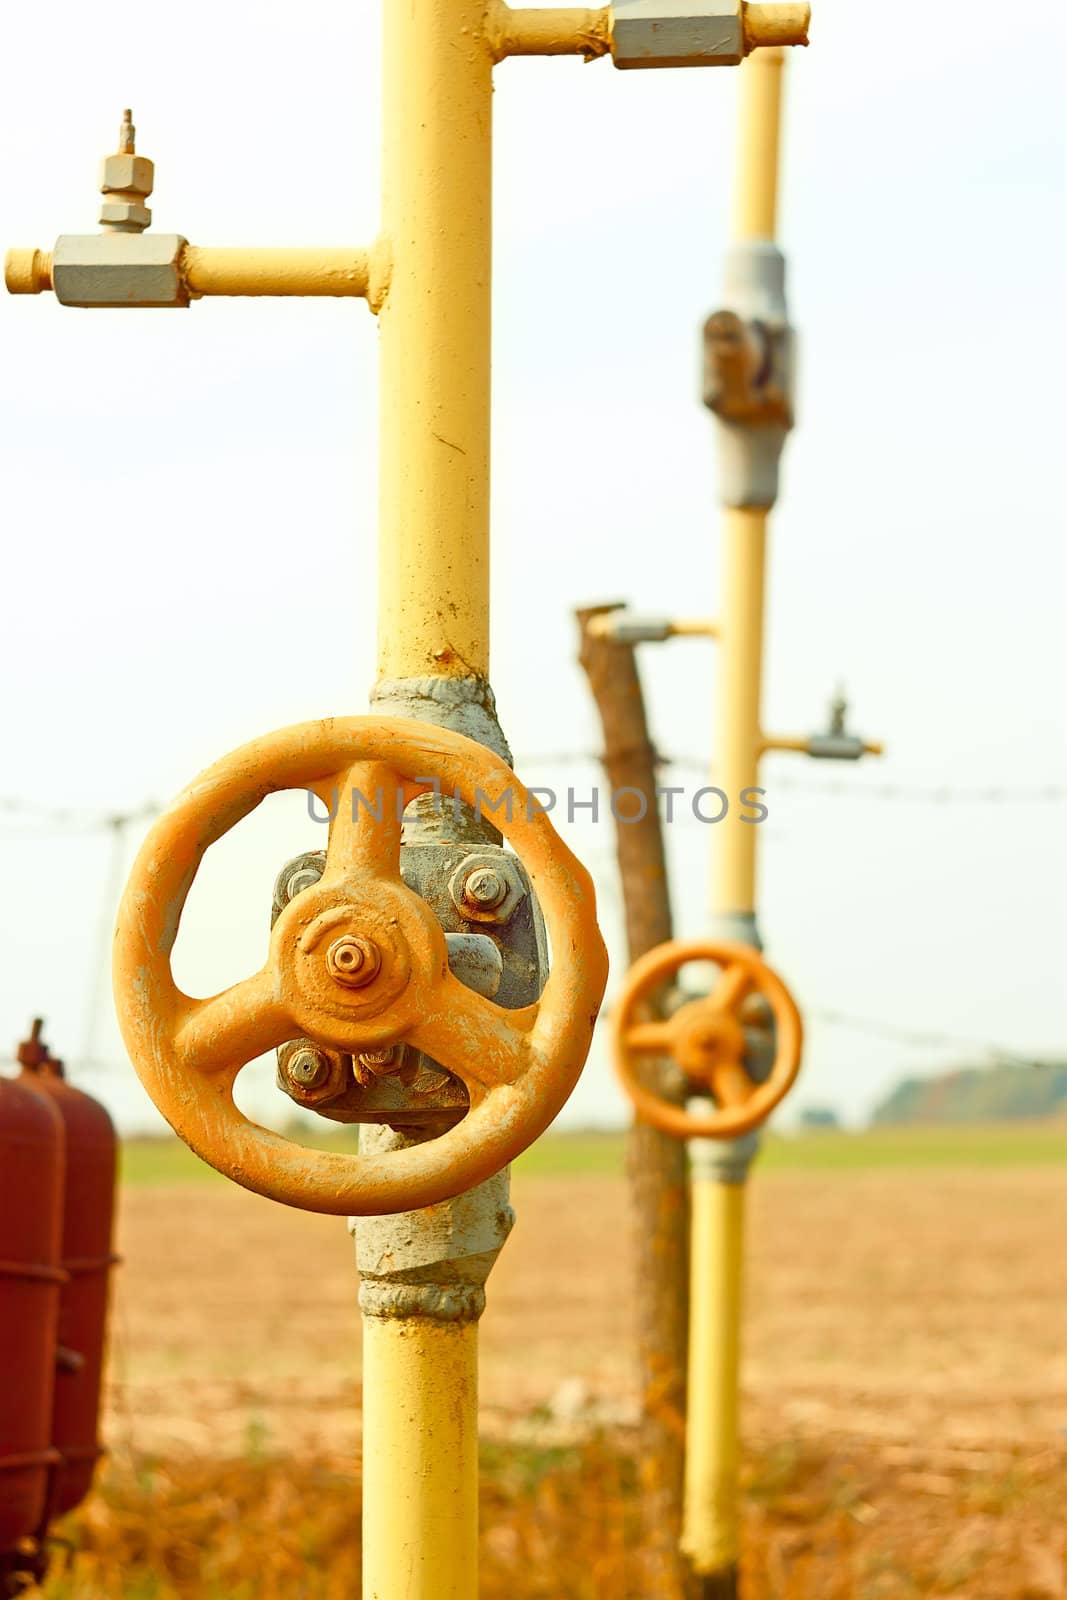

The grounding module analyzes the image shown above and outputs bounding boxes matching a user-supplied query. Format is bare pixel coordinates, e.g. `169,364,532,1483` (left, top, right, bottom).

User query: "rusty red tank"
16,1022,118,1519
0,1058,64,1557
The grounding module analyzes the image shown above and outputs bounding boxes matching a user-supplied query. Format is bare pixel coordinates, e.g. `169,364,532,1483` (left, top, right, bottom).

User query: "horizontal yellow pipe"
742,2,810,51
670,617,720,638
181,245,376,300
5,244,382,303
5,248,53,294
362,1315,479,1597
761,733,886,756
488,2,611,58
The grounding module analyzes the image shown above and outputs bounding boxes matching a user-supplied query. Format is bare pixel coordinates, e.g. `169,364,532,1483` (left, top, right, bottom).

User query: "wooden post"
577,603,691,1599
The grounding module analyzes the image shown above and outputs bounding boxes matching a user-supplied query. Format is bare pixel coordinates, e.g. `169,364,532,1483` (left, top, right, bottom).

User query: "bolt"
286,1047,330,1090
463,866,507,911
357,1047,398,1074
285,866,322,903
119,109,135,155
327,934,382,989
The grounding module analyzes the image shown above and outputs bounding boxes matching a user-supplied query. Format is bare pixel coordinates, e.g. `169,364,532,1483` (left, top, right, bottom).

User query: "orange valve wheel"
610,939,802,1140
114,716,608,1215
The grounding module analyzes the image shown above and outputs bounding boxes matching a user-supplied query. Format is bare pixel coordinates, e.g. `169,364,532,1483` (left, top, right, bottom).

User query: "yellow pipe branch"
742,2,809,51
4,248,53,294
669,617,720,638
5,243,388,305
488,2,612,59
682,1176,746,1575
362,1316,479,1598
181,245,383,303
761,732,885,756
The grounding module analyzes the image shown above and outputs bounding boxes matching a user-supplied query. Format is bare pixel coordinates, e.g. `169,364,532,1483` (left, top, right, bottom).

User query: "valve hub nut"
327,935,382,988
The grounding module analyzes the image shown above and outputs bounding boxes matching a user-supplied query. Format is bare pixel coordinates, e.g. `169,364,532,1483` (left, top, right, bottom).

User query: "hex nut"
447,852,527,925
51,233,189,308
99,200,152,231
612,0,744,68
272,852,326,916
288,1048,330,1089
276,1039,349,1106
100,153,154,198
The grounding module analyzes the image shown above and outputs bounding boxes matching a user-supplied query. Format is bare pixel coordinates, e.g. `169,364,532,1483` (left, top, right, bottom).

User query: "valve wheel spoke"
174,969,293,1080
624,1019,676,1055
320,761,418,884
708,1059,754,1109
708,961,752,1016
408,973,537,1093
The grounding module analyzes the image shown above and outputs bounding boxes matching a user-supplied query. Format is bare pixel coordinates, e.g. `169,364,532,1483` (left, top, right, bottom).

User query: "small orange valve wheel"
610,940,802,1140
113,717,608,1215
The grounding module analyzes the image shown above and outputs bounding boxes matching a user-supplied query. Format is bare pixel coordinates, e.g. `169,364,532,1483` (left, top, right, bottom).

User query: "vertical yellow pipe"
362,1317,480,1598
731,47,785,242
366,4,496,1593
712,504,767,920
687,48,787,1592
377,0,494,680
712,47,785,925
682,1178,747,1579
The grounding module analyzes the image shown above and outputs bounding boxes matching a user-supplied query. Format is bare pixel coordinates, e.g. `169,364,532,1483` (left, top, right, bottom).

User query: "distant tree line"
872,1061,1067,1124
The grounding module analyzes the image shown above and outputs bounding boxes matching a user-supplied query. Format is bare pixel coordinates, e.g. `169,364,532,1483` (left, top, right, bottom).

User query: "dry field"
38,1140,1067,1597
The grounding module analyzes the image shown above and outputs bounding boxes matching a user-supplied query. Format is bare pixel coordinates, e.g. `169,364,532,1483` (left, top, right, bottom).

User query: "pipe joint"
705,241,794,507
612,0,808,70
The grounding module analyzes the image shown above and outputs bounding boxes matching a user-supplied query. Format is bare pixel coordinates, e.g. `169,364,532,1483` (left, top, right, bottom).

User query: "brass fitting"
99,110,154,234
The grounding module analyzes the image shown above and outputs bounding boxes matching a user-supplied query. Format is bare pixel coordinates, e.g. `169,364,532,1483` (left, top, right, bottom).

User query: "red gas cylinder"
0,1063,64,1556
16,1022,118,1519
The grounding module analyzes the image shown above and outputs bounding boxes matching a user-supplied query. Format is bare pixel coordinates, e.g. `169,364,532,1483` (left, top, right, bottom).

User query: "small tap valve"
99,109,154,234
807,686,881,761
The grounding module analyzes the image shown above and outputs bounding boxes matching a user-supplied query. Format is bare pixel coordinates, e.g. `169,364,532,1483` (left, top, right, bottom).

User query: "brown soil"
49,1167,1066,1596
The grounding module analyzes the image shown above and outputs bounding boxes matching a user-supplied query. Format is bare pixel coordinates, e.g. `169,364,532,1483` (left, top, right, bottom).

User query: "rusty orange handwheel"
610,939,802,1140
113,716,608,1215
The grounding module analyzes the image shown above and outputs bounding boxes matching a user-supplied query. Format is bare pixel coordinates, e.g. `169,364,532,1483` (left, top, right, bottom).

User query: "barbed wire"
0,797,160,837
517,751,1066,805
0,752,1061,842
808,1008,1047,1068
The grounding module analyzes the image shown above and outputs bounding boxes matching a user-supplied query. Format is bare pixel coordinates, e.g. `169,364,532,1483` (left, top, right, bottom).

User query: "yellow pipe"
732,45,786,242
761,732,886,756
376,0,494,681
181,245,377,300
4,248,53,294
363,6,498,1592
682,1176,746,1575
488,3,612,58
669,617,721,638
712,505,767,919
362,1315,479,1598
690,45,788,1592
741,3,809,52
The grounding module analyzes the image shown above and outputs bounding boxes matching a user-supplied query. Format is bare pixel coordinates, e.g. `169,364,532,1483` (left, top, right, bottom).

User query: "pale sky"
1,0,1065,1137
